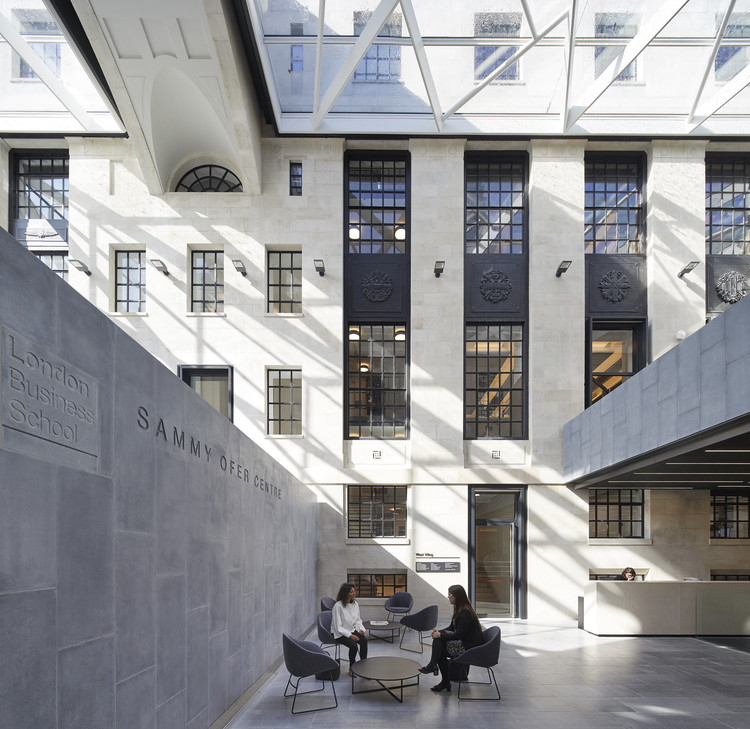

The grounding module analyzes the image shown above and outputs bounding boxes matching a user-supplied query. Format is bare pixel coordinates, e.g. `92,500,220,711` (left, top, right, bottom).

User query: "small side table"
351,656,421,702
363,619,402,643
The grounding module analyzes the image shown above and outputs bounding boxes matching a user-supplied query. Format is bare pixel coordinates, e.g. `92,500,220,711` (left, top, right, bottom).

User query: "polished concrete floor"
227,621,750,729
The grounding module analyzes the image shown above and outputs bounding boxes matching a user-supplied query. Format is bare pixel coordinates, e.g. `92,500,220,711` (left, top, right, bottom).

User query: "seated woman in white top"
331,582,368,673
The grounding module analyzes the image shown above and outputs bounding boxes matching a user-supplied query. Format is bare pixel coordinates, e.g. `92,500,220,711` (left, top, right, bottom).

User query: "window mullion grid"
590,488,644,539
705,156,750,256
585,158,642,255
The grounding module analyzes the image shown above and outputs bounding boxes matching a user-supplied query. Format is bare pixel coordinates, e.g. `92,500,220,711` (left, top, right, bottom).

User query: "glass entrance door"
471,489,525,618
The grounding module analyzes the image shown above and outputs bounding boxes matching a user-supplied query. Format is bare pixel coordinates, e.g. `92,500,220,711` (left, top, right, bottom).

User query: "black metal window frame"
18,41,62,79
267,249,302,314
711,573,750,581
465,155,526,255
346,323,408,439
347,485,407,539
347,572,407,598
710,491,750,539
594,12,638,82
289,161,302,196
115,250,146,313
346,156,408,255
589,488,645,539
587,319,646,406
705,154,750,256
352,11,402,82
714,15,750,81
12,151,69,223
32,251,68,280
474,12,521,82
191,250,224,313
266,368,302,436
12,7,62,80
585,153,645,255
175,165,242,192
178,365,233,421
464,322,526,440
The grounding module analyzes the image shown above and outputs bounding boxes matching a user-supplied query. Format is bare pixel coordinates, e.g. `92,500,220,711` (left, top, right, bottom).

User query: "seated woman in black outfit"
419,584,483,692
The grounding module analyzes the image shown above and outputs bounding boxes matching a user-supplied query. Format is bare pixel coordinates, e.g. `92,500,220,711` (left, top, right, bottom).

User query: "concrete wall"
564,289,750,482
0,227,317,729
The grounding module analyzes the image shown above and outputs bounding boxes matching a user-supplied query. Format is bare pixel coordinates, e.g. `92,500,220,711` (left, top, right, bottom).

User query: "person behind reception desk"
617,567,636,581
331,582,368,675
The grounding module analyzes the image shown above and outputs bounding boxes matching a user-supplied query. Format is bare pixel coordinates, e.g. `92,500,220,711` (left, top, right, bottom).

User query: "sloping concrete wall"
0,227,317,729
564,291,750,482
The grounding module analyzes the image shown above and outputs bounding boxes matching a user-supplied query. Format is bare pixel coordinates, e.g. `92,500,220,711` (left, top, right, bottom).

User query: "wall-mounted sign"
2,328,99,456
416,561,460,573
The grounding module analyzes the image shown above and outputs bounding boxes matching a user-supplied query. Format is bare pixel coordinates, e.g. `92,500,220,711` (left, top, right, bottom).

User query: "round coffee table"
363,619,402,643
350,656,421,702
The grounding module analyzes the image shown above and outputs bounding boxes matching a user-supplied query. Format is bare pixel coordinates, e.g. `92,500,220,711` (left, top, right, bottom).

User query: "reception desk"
583,581,750,636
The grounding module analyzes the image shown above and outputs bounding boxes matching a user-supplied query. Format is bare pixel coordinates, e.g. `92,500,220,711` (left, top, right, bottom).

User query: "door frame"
469,486,527,619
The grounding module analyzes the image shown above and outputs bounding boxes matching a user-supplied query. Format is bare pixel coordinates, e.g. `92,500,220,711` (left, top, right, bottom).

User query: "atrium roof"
244,0,750,137
4,1,750,139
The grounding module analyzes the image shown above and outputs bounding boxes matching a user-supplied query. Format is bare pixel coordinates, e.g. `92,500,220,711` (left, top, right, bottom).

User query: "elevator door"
472,489,524,617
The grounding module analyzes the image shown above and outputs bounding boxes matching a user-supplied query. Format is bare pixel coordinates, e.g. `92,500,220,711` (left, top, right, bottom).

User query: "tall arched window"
175,165,242,192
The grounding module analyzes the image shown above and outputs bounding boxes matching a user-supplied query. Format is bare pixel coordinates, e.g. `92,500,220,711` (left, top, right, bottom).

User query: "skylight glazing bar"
688,0,736,124
565,0,691,130
442,8,568,123
0,8,100,131
311,0,401,130
691,61,750,129
561,0,579,132
400,0,442,131
313,0,325,116
519,0,538,40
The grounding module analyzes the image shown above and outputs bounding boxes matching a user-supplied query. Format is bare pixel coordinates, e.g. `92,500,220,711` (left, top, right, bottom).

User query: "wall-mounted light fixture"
555,260,572,277
348,226,360,241
314,259,326,276
677,261,699,278
231,259,247,276
434,260,445,278
68,259,91,276
150,258,169,276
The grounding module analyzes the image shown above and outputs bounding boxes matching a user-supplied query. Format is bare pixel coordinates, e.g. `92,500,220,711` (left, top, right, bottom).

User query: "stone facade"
2,133,750,629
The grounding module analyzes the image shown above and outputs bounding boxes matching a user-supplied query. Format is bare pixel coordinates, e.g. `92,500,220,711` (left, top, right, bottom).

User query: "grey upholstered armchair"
450,625,501,700
282,633,339,714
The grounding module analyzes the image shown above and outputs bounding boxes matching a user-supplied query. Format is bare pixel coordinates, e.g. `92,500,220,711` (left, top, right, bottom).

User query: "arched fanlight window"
175,165,243,192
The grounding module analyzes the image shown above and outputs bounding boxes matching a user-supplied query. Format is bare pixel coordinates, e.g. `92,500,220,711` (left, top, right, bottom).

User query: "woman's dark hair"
336,582,355,605
448,584,480,626
621,567,636,579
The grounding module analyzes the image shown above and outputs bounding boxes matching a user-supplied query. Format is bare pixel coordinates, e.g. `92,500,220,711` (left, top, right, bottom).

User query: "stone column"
528,139,587,478
647,140,707,361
